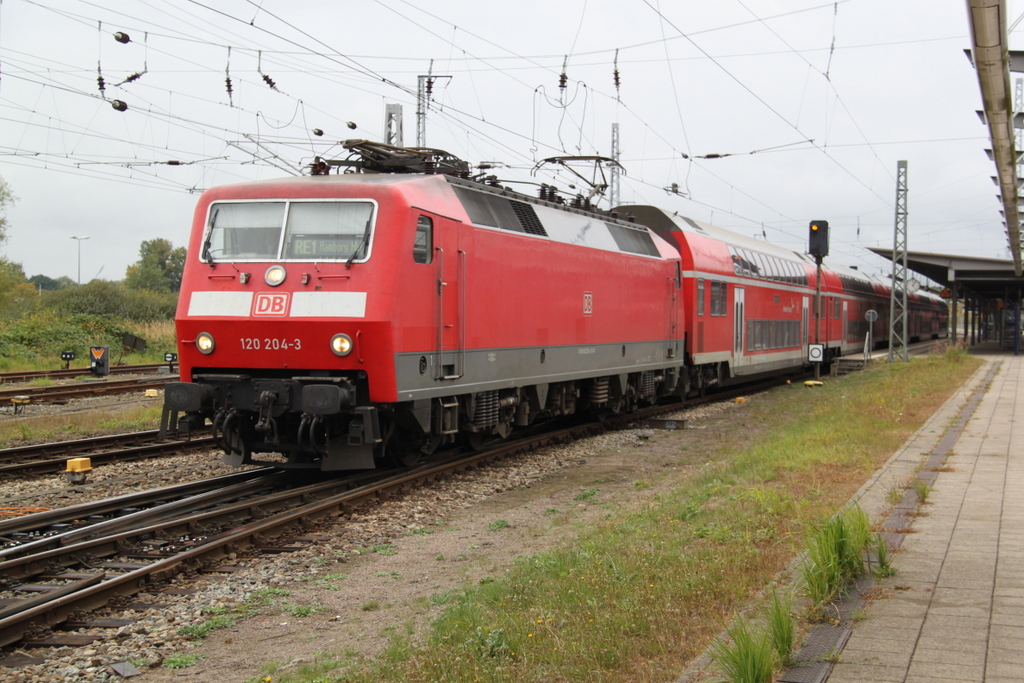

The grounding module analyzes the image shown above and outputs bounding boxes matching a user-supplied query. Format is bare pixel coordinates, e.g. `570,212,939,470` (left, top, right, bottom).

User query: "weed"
176,614,235,639
370,543,398,555
405,528,433,536
247,587,290,605
375,571,402,580
487,519,511,531
712,619,777,683
284,604,320,617
912,480,932,504
163,653,203,669
544,508,560,515
435,554,445,561
872,533,897,578
429,590,457,606
886,483,905,505
574,487,600,501
800,505,871,616
764,590,795,666
361,600,381,612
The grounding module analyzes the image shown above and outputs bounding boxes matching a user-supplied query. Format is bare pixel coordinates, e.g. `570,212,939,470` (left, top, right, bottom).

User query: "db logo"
253,292,290,316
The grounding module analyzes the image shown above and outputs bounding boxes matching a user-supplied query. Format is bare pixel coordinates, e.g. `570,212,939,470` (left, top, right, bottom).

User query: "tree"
124,238,187,293
28,274,67,291
0,260,35,318
0,174,14,247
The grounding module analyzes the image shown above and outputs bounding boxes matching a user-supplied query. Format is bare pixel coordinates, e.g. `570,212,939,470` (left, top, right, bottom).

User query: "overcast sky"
0,0,1016,285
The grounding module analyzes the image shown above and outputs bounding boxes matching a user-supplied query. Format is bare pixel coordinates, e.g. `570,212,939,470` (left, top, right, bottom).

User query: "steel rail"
0,430,214,477
0,364,176,384
0,377,175,407
0,470,286,562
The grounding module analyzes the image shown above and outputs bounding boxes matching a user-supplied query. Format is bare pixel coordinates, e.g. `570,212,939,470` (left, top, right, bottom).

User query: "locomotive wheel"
378,418,429,467
467,431,488,451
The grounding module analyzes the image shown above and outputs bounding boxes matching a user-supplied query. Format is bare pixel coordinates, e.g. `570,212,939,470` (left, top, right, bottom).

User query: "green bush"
41,280,176,322
0,310,131,368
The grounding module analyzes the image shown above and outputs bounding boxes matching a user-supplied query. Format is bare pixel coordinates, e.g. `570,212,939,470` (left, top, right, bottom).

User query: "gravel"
0,399,738,682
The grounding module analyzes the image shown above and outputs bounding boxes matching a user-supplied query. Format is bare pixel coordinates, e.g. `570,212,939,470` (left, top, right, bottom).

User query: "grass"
872,532,897,579
799,505,872,618
0,403,163,448
764,590,795,666
163,652,203,669
241,347,981,683
712,618,777,683
177,614,236,639
912,479,932,504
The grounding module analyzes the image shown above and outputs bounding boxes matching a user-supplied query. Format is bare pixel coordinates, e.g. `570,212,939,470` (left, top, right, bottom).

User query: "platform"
823,342,1024,682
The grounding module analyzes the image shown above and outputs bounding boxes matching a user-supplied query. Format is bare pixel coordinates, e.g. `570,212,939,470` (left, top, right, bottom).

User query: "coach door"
802,296,810,356
733,286,747,366
434,222,465,380
842,300,849,349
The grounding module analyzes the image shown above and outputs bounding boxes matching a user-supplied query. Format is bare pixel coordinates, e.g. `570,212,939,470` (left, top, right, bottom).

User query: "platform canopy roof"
869,248,1024,300
965,0,1024,276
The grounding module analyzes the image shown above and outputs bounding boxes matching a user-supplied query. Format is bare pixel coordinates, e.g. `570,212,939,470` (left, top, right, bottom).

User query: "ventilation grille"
510,201,548,236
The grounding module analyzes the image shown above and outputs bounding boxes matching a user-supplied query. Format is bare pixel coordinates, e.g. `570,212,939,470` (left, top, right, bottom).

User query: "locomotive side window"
697,279,705,316
283,202,375,260
204,202,285,260
413,216,433,264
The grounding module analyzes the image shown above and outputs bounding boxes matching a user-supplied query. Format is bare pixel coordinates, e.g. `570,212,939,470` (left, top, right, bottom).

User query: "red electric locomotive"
162,143,688,471
162,142,947,472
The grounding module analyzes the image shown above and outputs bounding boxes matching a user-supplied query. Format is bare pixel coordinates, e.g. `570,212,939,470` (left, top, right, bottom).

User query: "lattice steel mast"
887,160,909,362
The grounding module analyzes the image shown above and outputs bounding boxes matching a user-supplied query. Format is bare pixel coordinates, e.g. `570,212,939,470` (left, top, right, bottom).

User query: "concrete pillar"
951,288,958,343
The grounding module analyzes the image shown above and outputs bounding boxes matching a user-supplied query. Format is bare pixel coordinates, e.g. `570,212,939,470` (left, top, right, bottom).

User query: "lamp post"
70,236,90,285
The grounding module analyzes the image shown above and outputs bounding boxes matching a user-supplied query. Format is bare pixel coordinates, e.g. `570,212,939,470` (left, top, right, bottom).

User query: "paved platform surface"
827,345,1024,683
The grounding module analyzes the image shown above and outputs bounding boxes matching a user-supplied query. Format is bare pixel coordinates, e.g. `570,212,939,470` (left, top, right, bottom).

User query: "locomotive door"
733,286,747,366
434,223,465,380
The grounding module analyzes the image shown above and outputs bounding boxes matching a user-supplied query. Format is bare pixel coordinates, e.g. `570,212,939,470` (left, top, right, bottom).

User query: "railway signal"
90,346,110,377
809,220,829,257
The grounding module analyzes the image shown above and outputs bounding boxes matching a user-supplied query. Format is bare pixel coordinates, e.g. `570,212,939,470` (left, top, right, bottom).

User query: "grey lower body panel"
394,340,681,401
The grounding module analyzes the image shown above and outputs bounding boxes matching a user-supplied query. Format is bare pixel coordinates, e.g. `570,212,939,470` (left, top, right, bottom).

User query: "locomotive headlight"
264,265,287,286
330,333,353,356
196,332,216,354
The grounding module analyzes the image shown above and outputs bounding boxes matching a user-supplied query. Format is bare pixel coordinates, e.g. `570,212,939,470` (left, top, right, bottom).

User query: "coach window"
413,216,433,264
697,279,705,316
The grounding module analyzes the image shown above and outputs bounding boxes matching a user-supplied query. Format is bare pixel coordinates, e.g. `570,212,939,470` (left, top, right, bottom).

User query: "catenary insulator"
346,122,357,129
113,32,130,44
312,128,324,137
111,100,128,112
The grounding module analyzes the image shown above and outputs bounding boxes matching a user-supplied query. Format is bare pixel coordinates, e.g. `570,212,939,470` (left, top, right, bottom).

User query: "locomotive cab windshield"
202,199,377,263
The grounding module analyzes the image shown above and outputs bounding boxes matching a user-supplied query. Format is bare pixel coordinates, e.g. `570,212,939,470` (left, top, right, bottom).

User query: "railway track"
0,376,175,409
0,364,176,385
0,376,794,651
0,430,214,477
